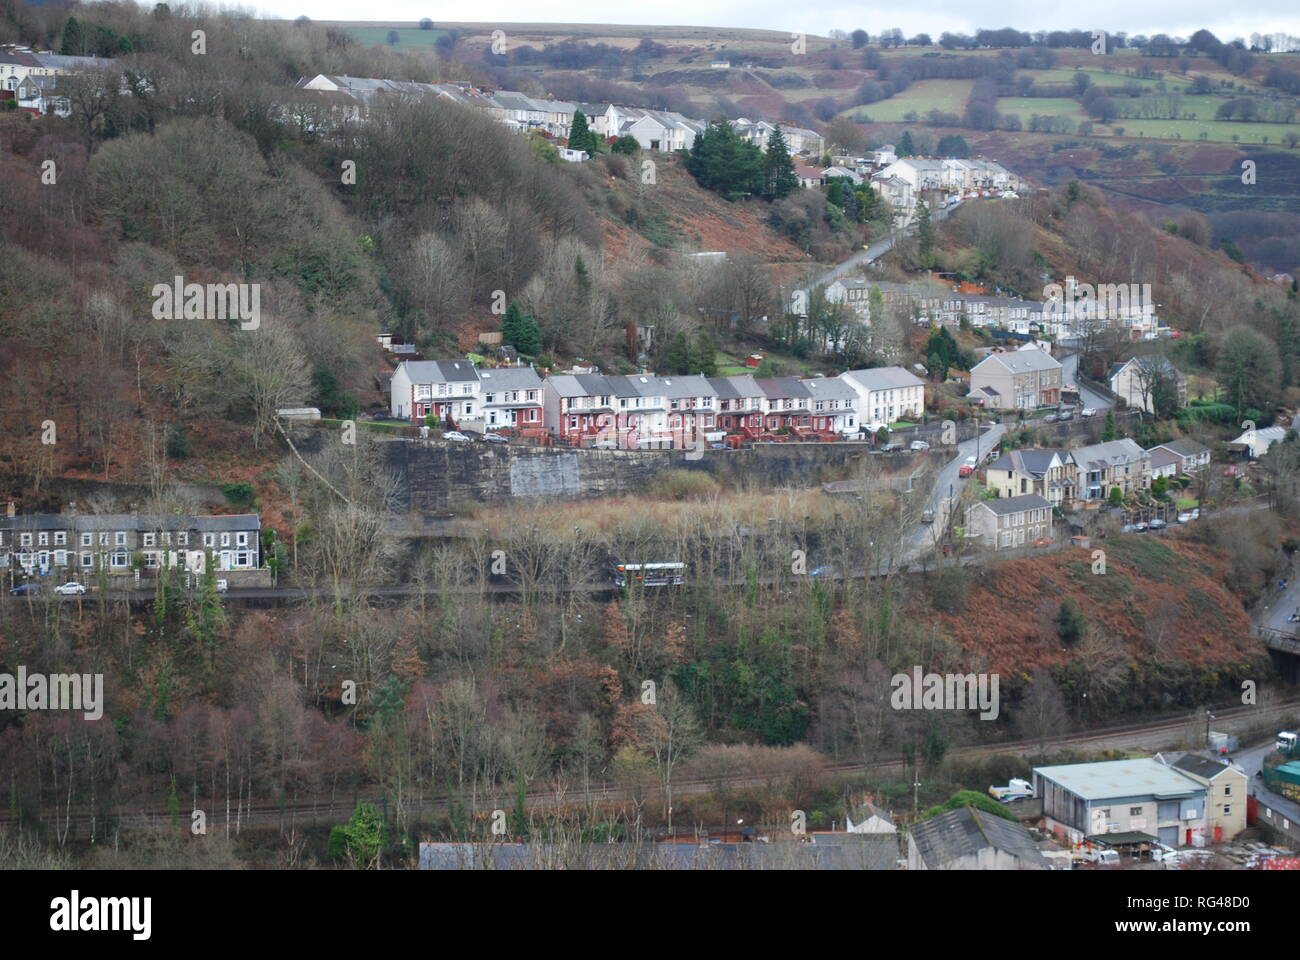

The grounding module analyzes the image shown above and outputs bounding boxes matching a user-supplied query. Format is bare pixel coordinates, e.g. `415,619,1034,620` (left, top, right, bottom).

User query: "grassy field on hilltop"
846,78,973,121
349,26,451,47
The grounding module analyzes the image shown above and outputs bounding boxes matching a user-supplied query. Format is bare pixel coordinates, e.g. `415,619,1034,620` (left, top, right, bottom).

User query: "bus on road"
613,563,686,588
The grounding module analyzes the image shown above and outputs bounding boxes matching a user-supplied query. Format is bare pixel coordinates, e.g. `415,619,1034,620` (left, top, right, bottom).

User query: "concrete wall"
385,439,921,512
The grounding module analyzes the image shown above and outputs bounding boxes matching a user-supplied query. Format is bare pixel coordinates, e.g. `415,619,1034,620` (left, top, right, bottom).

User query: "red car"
1033,537,1052,547
958,455,977,478
1223,465,1241,477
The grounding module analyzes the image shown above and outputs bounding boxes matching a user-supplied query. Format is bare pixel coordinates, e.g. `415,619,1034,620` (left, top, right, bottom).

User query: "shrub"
221,482,255,507
654,469,720,501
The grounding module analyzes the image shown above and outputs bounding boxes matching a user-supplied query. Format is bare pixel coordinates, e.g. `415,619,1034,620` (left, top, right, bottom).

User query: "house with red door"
390,359,480,427
801,377,859,436
658,375,719,446
756,377,814,435
708,375,766,436
542,373,618,444
477,366,543,434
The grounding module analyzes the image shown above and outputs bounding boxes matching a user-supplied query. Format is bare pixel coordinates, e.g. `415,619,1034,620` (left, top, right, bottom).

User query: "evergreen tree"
501,302,541,355
896,130,915,157
915,199,936,268
568,109,595,154
60,16,85,55
1102,410,1118,441
763,125,800,199
937,134,970,157
826,181,845,208
693,332,718,377
685,118,764,199
666,332,693,374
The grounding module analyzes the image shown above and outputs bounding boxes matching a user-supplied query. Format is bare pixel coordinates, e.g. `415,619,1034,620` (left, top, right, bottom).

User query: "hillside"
937,535,1257,680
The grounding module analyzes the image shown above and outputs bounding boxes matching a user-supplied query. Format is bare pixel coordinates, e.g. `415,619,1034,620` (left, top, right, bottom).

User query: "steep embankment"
937,534,1258,679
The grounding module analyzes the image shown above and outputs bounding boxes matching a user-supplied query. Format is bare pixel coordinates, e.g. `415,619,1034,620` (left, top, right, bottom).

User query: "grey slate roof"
476,367,542,391
843,366,926,392
707,375,762,400
656,375,716,400
1071,438,1146,473
974,348,1061,374
801,377,857,403
978,493,1051,516
909,806,1046,869
987,448,1068,478
398,359,479,383
1,514,259,533
1154,439,1209,460
757,377,812,401
1168,753,1238,781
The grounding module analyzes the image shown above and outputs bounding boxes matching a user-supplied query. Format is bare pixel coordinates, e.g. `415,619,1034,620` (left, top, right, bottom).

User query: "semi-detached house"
390,359,480,426
963,494,1053,550
968,347,1062,410
839,366,926,428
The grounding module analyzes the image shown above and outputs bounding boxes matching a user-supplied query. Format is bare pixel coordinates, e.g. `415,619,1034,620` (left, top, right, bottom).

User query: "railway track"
7,697,1296,838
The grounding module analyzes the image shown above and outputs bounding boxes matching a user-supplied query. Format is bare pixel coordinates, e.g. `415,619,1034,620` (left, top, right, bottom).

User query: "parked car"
1058,411,1073,422
1081,408,1097,418
710,442,728,450
921,509,935,524
1177,512,1195,523
443,431,471,442
1133,521,1149,533
216,579,228,593
53,582,86,595
880,442,905,453
480,432,508,444
1033,537,1052,547
1223,465,1242,476
910,440,930,451
9,583,39,596
959,455,977,478
591,438,617,450
1043,414,1058,423
1148,518,1167,529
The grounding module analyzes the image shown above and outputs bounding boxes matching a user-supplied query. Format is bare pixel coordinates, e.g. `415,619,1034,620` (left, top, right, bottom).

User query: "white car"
1178,509,1200,523
591,439,618,450
443,431,471,442
216,579,229,593
53,582,87,595
910,440,930,451
1081,408,1097,418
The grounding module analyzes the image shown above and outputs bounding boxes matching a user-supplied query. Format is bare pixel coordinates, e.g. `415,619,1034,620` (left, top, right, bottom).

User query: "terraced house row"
390,361,930,448
0,507,261,579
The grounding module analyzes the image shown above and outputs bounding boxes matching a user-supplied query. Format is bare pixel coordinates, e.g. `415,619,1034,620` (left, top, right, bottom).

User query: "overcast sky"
248,1,1300,42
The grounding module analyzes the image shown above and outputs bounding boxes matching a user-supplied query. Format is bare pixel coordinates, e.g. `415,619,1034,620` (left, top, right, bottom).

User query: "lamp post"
1206,710,1216,750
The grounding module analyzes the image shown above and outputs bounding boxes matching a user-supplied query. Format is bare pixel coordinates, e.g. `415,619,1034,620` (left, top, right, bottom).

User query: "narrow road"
1058,347,1113,412
903,421,1007,562
1258,558,1300,637
808,198,962,289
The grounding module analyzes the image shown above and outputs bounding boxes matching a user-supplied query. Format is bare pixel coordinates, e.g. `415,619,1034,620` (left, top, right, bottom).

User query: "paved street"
902,421,1007,563
808,199,961,288
1258,558,1300,636
1059,347,1113,412
1235,737,1300,833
